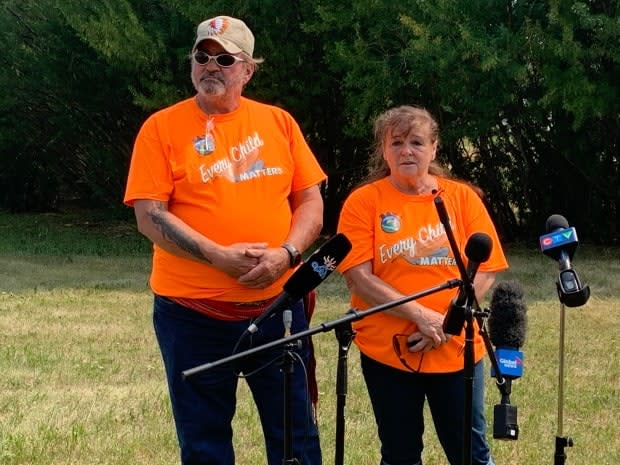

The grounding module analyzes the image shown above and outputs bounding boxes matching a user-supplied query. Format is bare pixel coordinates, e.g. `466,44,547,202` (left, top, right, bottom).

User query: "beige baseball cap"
193,16,255,57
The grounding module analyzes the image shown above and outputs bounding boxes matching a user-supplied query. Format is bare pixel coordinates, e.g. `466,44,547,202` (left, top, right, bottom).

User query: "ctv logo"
540,227,577,250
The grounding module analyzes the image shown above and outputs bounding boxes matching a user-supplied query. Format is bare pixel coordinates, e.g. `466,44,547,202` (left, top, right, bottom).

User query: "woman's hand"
407,328,451,353
407,304,449,347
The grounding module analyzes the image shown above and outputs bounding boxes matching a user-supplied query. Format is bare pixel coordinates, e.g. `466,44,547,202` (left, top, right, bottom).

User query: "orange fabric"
337,177,509,373
124,96,326,301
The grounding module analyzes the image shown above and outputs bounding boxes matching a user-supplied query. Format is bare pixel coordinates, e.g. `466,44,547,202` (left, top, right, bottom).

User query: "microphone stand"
334,317,355,465
553,259,588,464
434,195,478,465
281,341,301,464
433,195,517,463
182,279,461,465
462,300,475,465
281,310,302,464
554,301,573,465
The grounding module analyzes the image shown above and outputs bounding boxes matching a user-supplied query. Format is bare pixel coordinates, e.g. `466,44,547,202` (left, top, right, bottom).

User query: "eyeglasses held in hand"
392,333,425,373
193,51,245,67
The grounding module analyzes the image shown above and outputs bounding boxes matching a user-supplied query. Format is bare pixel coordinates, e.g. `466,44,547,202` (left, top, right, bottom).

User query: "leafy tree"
301,0,619,242
0,0,618,242
1,1,148,212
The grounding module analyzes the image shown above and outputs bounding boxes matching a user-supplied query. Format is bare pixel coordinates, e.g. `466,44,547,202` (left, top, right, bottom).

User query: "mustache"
200,71,225,82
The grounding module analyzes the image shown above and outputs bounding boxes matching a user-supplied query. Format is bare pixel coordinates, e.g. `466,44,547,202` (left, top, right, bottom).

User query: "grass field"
0,212,618,464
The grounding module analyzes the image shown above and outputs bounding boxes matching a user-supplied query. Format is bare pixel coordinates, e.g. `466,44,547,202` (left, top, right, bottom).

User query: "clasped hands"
216,242,290,289
407,305,451,353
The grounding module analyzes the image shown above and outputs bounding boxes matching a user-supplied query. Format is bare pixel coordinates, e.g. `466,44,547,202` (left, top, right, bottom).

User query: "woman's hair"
364,105,447,184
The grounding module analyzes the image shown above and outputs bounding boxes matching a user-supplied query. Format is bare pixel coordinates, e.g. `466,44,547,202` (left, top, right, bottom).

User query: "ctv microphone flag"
539,214,590,307
246,233,352,334
539,214,578,265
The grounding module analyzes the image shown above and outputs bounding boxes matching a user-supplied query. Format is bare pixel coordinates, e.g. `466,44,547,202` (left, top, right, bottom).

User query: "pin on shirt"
203,117,216,154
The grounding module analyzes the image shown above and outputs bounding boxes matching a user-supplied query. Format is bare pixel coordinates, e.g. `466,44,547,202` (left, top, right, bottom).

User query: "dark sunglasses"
392,333,425,373
193,51,245,67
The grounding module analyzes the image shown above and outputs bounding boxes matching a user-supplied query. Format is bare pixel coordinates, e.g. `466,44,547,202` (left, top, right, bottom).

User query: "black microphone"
488,280,528,440
540,215,576,270
443,232,493,335
246,233,352,334
539,214,590,307
488,280,527,379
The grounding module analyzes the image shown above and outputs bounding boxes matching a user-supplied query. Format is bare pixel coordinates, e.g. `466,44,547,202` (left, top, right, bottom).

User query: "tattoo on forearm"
147,203,212,264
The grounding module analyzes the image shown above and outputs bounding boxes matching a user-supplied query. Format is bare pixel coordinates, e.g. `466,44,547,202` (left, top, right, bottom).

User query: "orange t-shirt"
337,177,509,373
124,96,326,301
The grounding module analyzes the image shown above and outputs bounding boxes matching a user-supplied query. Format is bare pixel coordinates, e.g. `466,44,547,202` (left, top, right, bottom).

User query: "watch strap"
281,243,301,268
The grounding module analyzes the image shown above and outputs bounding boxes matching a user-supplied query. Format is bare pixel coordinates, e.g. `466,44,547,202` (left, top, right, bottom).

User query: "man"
124,15,325,465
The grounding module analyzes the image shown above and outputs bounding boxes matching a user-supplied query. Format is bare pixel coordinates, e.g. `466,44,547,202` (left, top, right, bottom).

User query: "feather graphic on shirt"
399,246,450,265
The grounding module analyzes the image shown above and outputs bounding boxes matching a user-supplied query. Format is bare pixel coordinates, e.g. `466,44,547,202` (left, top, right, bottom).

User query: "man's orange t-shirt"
124,96,326,301
337,177,509,373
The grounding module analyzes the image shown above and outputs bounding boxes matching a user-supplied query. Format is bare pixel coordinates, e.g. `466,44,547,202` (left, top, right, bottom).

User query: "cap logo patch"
205,17,229,37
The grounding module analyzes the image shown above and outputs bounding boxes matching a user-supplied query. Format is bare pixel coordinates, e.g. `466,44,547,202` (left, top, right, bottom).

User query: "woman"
337,105,508,465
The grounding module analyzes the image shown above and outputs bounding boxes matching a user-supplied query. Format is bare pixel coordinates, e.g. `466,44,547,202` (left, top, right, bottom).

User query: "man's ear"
242,63,255,85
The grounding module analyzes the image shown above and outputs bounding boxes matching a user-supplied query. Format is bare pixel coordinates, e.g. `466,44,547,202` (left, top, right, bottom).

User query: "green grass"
0,211,619,464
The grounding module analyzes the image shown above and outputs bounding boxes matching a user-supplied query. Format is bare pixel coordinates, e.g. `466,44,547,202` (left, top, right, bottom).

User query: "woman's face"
382,121,437,182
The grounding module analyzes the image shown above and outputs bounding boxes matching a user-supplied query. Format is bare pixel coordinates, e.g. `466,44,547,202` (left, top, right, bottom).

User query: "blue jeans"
361,353,494,465
153,295,322,465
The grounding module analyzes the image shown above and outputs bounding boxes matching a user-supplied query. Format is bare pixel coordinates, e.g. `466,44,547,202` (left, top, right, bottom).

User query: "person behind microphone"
123,16,325,465
337,105,508,465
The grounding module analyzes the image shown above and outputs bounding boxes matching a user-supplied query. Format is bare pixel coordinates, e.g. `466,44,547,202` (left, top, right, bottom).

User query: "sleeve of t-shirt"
123,115,174,206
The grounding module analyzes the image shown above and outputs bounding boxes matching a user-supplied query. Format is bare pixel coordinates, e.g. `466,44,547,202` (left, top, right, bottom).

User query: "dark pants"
361,353,494,465
153,295,322,465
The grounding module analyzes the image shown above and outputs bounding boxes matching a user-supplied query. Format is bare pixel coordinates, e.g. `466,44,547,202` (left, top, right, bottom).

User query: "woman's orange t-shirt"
337,177,509,373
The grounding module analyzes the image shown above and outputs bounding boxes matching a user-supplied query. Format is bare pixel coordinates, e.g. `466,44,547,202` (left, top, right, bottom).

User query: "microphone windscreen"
465,232,493,263
488,280,528,348
546,214,569,232
283,233,352,297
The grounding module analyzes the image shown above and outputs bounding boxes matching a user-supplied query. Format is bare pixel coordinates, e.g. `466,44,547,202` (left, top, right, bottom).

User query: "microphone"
540,214,577,269
488,280,527,379
283,309,292,337
539,214,590,307
246,233,352,334
488,280,528,440
443,232,493,335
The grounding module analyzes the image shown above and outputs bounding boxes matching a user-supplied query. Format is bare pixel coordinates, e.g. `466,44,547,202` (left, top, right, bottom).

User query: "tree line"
1,0,618,243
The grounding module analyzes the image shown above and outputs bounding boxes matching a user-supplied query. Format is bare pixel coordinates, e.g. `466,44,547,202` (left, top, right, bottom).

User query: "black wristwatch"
281,243,302,268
